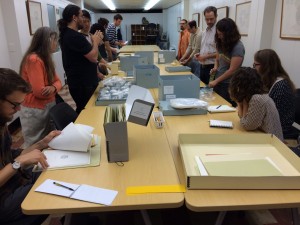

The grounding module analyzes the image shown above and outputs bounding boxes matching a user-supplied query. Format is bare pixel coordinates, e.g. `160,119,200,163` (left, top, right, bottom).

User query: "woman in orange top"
19,27,62,148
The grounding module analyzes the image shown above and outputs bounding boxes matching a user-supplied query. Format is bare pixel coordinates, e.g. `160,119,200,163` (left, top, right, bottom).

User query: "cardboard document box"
158,74,200,101
135,51,154,65
158,50,176,64
179,133,300,190
133,65,160,88
104,85,155,162
120,55,147,76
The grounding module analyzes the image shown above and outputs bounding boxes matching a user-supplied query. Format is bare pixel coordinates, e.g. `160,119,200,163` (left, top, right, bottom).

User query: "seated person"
228,67,283,141
0,68,60,225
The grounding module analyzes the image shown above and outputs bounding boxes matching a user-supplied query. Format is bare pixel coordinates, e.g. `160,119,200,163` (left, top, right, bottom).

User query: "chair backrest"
49,102,78,130
295,88,300,124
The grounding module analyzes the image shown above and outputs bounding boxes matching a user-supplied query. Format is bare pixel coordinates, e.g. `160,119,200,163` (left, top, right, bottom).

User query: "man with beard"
58,4,102,114
177,19,190,60
0,68,60,224
195,6,218,84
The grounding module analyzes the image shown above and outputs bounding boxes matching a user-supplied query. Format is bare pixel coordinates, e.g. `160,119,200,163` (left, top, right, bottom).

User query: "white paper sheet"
48,123,93,152
35,179,79,197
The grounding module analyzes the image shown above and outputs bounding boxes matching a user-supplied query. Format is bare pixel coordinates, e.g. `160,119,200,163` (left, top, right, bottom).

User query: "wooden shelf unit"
131,24,146,45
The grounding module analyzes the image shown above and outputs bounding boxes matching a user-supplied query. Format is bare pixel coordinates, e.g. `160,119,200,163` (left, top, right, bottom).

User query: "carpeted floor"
10,85,298,225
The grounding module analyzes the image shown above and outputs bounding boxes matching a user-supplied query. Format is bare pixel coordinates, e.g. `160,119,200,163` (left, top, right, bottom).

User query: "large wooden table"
119,45,161,53
22,89,184,215
22,48,300,222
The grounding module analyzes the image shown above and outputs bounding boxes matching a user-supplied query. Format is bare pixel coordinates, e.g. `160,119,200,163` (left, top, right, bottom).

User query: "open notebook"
35,179,118,205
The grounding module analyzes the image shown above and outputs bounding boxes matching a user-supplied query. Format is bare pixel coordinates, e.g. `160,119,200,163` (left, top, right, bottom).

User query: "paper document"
208,105,236,113
48,123,94,152
36,179,118,205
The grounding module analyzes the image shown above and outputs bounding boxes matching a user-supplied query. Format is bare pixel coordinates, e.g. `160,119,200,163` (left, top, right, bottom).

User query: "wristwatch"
12,160,21,170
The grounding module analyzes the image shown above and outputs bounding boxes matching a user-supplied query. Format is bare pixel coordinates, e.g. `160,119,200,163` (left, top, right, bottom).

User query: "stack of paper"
37,123,98,170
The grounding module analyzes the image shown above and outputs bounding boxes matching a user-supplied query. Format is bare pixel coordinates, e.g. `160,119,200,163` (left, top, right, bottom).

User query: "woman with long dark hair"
254,49,295,138
19,27,62,148
209,18,245,106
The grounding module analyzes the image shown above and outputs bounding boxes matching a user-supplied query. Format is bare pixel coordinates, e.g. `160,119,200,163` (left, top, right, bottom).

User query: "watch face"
12,161,21,170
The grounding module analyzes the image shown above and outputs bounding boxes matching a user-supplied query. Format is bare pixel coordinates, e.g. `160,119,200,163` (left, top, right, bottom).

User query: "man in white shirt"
195,6,217,84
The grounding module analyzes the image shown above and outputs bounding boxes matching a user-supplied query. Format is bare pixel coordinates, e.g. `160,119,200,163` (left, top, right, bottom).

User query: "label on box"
158,54,163,58
160,58,165,63
166,95,176,100
164,86,174,94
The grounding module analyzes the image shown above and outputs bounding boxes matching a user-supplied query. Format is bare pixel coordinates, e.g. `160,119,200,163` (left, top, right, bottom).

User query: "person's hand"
210,67,217,75
208,80,218,88
16,149,49,169
180,59,188,65
97,73,105,80
111,48,118,54
41,86,56,96
197,54,206,63
91,30,103,46
38,130,61,150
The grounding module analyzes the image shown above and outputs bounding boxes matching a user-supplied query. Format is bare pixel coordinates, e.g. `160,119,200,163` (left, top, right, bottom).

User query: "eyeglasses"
4,98,22,109
253,63,261,68
179,23,186,25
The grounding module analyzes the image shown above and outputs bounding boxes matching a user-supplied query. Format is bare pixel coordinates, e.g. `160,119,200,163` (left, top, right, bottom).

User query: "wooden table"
22,90,184,215
119,45,160,53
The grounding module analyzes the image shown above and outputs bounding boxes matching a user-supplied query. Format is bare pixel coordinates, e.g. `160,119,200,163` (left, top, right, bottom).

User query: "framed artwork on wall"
235,1,251,36
192,13,200,27
26,0,43,35
217,6,229,22
177,17,181,32
280,0,300,40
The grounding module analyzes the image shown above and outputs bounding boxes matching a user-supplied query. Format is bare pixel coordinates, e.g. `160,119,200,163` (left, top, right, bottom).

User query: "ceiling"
84,0,182,12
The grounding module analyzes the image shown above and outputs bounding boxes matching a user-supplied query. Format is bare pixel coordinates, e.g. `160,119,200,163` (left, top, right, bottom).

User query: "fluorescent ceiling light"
101,0,116,10
144,0,160,10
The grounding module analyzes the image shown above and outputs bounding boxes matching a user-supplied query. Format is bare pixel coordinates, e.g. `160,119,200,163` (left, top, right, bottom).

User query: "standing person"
179,20,201,75
177,19,190,60
98,17,113,61
80,10,106,80
229,67,283,141
0,68,60,225
107,14,126,60
195,6,217,85
57,4,102,114
19,27,62,148
209,18,245,106
254,49,296,139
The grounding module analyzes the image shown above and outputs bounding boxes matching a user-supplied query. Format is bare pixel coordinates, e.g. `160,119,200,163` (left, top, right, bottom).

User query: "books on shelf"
209,120,233,129
35,179,118,205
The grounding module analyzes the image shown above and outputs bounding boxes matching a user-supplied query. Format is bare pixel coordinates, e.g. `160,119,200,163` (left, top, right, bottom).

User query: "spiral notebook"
209,120,233,129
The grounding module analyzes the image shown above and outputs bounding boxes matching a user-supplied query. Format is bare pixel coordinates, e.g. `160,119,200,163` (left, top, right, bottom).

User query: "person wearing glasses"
229,67,283,141
177,19,190,60
209,18,245,107
0,68,60,225
19,27,62,148
254,49,295,139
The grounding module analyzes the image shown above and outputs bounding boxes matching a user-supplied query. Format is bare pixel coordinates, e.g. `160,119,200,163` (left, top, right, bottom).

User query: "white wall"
94,13,163,42
272,0,300,88
0,1,11,68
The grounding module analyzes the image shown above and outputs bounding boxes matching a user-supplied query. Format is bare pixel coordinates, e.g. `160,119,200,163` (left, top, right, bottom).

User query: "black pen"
216,105,222,109
53,182,75,191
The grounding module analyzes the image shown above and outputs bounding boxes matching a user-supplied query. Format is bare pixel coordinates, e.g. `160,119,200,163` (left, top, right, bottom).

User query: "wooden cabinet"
131,24,160,45
131,24,146,45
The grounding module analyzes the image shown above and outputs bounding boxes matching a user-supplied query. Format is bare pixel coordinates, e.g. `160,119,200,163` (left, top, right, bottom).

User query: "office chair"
49,102,78,130
285,88,300,140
